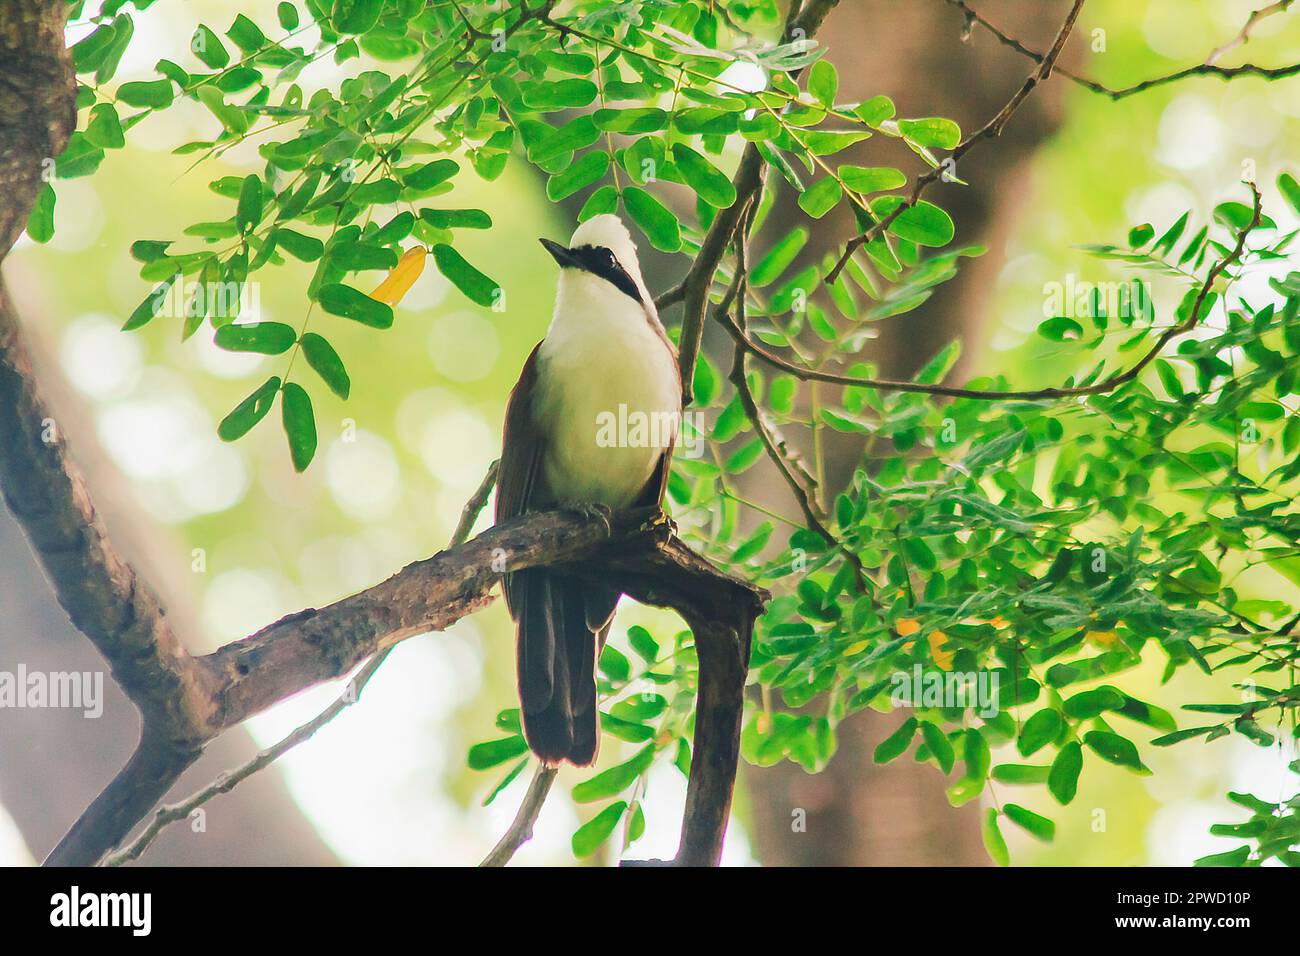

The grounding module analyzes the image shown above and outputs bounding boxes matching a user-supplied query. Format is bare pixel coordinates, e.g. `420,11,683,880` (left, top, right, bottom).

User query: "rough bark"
43,508,765,866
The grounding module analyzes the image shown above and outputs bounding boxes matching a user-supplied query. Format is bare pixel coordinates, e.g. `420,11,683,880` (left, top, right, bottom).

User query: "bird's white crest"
569,213,647,294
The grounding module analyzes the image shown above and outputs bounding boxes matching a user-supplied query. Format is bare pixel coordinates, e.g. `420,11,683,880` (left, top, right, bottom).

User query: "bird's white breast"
534,271,679,508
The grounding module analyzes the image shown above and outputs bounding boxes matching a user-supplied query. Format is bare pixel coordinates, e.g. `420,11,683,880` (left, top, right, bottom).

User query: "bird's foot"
641,509,677,539
570,503,614,535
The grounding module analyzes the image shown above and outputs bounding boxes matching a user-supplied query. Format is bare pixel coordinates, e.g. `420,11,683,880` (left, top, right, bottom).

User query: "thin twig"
479,765,559,867
100,460,503,866
1207,0,1294,65
732,184,1260,400
827,0,1085,283
945,0,1300,99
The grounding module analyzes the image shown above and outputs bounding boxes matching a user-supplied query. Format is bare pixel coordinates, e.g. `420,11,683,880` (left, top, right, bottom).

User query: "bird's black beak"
539,237,579,269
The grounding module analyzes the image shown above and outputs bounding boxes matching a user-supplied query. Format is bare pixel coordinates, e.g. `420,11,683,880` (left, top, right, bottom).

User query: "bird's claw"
571,503,614,535
642,510,676,539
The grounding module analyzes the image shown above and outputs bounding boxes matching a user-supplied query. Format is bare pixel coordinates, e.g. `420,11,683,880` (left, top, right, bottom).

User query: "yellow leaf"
844,639,870,656
928,630,955,671
370,246,427,305
1086,629,1119,648
896,617,920,637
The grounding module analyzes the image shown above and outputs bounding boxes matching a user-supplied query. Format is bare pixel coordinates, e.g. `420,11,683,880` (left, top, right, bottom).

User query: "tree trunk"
739,0,1082,866
0,0,337,866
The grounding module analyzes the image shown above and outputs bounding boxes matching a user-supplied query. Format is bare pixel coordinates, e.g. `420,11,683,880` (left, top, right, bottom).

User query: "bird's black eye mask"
541,239,643,305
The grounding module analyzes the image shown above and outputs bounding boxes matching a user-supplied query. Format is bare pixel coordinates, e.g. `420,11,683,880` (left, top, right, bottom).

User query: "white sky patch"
45,178,105,253
242,627,494,865
61,314,144,401
1155,95,1225,172
324,430,402,521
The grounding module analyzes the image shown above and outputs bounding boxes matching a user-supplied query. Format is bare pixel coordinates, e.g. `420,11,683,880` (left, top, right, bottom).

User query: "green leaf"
991,763,1052,784
198,86,250,134
280,381,317,472
578,184,619,221
1279,172,1300,216
873,716,917,764
673,144,737,208
1037,315,1083,341
571,801,627,858
1048,741,1083,805
623,186,682,252
318,283,394,328
467,735,528,770
1017,708,1062,757
116,79,174,109
214,321,297,354
122,272,180,331
333,0,383,34
920,721,954,774
546,151,610,201
274,228,324,262
84,103,125,149
191,25,230,69
1193,846,1250,867
237,175,263,233
808,59,838,108
627,625,659,662
840,165,906,195
300,332,350,399
855,95,895,127
431,244,498,307
278,2,300,30
593,107,668,133
898,117,960,149
751,227,807,287
798,176,843,219
981,808,1010,866
26,184,55,243
571,745,654,802
218,376,280,441
1083,730,1150,774
1003,803,1055,842
524,78,598,111
418,208,492,230
402,159,459,190
872,196,955,246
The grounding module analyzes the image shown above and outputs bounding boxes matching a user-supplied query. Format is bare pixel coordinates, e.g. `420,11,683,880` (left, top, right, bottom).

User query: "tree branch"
675,0,841,404
944,0,1300,99
827,0,1085,284
728,183,1260,401
99,459,505,865
479,765,559,867
47,505,767,865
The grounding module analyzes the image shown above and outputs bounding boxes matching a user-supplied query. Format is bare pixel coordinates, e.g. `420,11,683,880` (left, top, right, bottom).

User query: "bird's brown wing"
496,342,547,619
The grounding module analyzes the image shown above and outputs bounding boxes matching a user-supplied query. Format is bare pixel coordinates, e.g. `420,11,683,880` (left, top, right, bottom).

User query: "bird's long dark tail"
513,569,615,766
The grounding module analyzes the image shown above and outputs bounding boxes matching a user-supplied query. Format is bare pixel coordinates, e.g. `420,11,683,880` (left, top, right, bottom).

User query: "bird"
496,213,681,766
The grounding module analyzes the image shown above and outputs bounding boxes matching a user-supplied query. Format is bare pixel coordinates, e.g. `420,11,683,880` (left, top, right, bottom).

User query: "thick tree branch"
49,506,767,866
101,460,505,865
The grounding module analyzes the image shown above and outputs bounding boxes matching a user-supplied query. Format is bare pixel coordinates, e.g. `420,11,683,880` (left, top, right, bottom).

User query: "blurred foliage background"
1,0,1298,865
